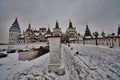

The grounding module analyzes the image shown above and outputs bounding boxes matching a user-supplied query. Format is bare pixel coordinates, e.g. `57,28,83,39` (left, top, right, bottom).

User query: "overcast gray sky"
0,0,120,43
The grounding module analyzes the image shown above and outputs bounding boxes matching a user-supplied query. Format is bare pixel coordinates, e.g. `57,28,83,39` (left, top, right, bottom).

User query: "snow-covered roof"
34,33,39,36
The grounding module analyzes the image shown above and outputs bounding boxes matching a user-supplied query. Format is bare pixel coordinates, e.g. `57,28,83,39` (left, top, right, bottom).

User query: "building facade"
66,20,78,43
9,18,80,44
9,18,21,44
84,24,93,38
9,18,120,47
53,20,62,36
78,25,120,47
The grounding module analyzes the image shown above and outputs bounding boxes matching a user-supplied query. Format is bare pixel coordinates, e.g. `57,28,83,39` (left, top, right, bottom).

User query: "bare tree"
101,30,106,45
111,33,115,47
93,31,99,45
101,30,106,37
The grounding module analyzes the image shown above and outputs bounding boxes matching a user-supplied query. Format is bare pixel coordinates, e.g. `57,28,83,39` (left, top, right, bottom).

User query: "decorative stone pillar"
48,36,65,75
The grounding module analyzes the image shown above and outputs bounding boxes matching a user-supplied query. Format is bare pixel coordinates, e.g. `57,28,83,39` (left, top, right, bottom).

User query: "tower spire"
28,23,31,30
26,23,32,32
46,26,52,34
69,19,73,28
55,20,59,28
84,24,92,38
12,17,19,28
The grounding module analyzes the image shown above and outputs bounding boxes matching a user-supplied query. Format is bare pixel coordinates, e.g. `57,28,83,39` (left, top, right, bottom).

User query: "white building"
53,20,62,36
9,18,21,44
66,20,78,42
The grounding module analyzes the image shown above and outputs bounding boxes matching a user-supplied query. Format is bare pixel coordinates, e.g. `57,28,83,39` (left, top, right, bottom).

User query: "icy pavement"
0,44,120,80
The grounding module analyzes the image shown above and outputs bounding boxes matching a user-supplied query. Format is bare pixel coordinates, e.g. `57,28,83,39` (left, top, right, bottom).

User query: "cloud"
0,0,120,43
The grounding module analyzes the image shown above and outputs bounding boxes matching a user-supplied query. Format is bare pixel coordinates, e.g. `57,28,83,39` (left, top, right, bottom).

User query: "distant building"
61,33,69,43
84,24,92,38
66,20,78,42
39,28,46,35
53,20,62,36
78,24,120,47
18,35,25,44
9,18,120,46
24,23,35,43
9,18,80,44
9,18,21,44
23,23,45,43
45,27,52,39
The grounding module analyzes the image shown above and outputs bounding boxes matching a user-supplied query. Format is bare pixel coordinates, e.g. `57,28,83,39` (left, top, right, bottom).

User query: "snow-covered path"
64,44,120,80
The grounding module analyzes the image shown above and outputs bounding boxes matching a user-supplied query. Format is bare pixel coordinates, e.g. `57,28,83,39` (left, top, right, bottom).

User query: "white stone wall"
48,37,61,64
66,27,77,39
53,28,61,36
48,37,65,75
9,32,21,44
78,37,120,47
18,51,38,61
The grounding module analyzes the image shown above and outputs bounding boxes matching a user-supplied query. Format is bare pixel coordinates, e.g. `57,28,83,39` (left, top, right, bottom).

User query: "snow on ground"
0,52,50,80
0,51,68,80
0,44,120,80
66,44,120,80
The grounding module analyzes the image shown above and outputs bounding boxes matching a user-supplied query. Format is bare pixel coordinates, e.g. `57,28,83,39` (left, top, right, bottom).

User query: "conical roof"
12,17,19,27
55,20,59,28
47,27,52,34
69,19,73,28
46,27,52,35
9,17,21,33
84,24,92,37
26,23,32,32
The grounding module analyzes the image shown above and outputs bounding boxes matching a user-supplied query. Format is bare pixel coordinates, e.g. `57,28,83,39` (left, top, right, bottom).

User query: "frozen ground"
0,44,120,80
65,44,120,80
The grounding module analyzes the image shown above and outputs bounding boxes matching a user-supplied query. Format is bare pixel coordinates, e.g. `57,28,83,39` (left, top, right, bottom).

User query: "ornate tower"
9,18,21,44
66,20,77,42
84,24,92,38
53,20,61,36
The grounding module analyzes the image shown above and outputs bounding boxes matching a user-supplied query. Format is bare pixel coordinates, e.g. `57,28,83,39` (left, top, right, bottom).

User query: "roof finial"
55,20,59,28
69,19,73,28
12,17,19,27
86,24,88,28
